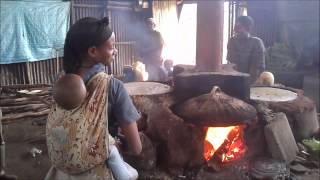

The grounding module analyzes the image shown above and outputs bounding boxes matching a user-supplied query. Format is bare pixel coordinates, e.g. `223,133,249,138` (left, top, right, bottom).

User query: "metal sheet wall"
72,0,136,75
110,10,136,75
247,1,279,48
1,0,137,86
71,0,135,75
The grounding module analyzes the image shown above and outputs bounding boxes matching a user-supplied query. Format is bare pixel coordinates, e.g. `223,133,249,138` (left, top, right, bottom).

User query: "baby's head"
53,74,87,110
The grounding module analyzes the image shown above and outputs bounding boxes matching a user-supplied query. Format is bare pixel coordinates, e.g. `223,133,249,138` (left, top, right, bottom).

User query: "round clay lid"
173,86,257,126
250,86,298,102
124,82,172,96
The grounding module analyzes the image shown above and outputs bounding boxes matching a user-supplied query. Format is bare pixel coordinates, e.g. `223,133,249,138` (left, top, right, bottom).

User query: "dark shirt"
82,63,141,136
227,35,266,81
138,30,164,65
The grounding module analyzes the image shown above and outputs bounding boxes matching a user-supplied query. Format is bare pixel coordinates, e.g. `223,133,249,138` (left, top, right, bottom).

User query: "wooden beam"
196,0,224,71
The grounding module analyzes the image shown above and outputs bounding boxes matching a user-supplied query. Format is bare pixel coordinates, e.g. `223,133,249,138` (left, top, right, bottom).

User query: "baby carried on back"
47,73,138,180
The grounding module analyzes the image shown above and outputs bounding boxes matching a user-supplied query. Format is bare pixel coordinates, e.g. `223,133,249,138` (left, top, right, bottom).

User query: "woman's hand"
120,122,142,155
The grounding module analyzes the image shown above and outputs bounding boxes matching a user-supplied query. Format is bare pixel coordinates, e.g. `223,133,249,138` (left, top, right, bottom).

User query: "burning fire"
204,125,246,163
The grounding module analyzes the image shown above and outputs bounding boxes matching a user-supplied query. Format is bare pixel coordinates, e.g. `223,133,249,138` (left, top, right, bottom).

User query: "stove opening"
204,125,246,163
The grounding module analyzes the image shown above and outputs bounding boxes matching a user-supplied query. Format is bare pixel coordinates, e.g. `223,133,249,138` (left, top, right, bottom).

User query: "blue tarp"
0,0,70,64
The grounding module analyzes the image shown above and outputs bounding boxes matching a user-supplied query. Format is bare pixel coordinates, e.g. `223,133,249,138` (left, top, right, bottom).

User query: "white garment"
107,145,138,180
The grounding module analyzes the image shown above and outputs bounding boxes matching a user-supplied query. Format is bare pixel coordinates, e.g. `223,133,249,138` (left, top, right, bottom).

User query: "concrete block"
294,107,319,140
265,113,298,163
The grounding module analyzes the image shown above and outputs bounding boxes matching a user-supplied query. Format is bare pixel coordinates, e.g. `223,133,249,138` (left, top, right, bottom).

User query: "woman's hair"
236,16,254,32
63,17,113,73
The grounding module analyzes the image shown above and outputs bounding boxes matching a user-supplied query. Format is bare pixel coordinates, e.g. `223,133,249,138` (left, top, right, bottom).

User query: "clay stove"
173,86,257,164
124,72,318,179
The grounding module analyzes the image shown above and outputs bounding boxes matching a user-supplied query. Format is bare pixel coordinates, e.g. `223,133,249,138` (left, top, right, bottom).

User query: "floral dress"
45,72,114,180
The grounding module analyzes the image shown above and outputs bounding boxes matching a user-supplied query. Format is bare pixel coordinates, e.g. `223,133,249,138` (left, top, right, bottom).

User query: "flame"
204,126,246,163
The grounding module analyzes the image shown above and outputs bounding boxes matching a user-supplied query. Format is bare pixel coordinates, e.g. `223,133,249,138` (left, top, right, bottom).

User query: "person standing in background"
227,16,266,83
137,18,166,82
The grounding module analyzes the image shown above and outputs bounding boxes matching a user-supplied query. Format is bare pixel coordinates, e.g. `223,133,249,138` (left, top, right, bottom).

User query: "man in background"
227,16,266,83
137,18,166,82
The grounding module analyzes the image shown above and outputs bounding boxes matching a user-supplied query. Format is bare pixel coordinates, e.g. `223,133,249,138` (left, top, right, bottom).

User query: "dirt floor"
3,116,320,180
3,117,51,180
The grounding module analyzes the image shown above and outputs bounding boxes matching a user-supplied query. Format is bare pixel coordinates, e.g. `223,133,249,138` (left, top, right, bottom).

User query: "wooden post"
25,62,31,84
196,0,224,71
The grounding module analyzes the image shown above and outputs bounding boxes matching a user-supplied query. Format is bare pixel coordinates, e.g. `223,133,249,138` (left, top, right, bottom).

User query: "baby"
53,74,87,110
53,74,138,180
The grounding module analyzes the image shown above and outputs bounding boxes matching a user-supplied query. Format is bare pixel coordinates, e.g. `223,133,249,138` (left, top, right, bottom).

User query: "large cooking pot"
173,86,257,127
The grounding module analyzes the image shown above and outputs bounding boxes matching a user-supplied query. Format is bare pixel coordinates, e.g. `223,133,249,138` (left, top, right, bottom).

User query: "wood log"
16,92,51,106
2,88,51,95
17,90,51,97
0,96,51,106
0,97,41,103
1,86,52,102
0,84,51,90
0,94,50,101
1,91,50,96
1,109,50,124
173,71,250,102
1,100,50,107
209,126,245,163
0,97,38,105
0,94,17,99
1,104,48,114
124,82,174,114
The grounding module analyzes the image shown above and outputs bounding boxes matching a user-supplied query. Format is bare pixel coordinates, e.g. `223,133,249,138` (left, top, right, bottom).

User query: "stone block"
294,107,319,140
264,113,298,163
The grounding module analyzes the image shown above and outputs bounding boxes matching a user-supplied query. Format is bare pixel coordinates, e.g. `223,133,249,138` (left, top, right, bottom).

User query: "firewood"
0,96,51,107
0,84,50,90
16,92,51,106
1,109,50,124
17,90,50,97
1,104,48,114
209,126,243,163
1,91,50,100
1,100,49,107
0,97,37,105
0,94,17,99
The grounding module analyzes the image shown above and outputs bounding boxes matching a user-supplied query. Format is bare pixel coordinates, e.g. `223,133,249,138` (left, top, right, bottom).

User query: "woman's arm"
121,122,142,155
109,78,142,155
